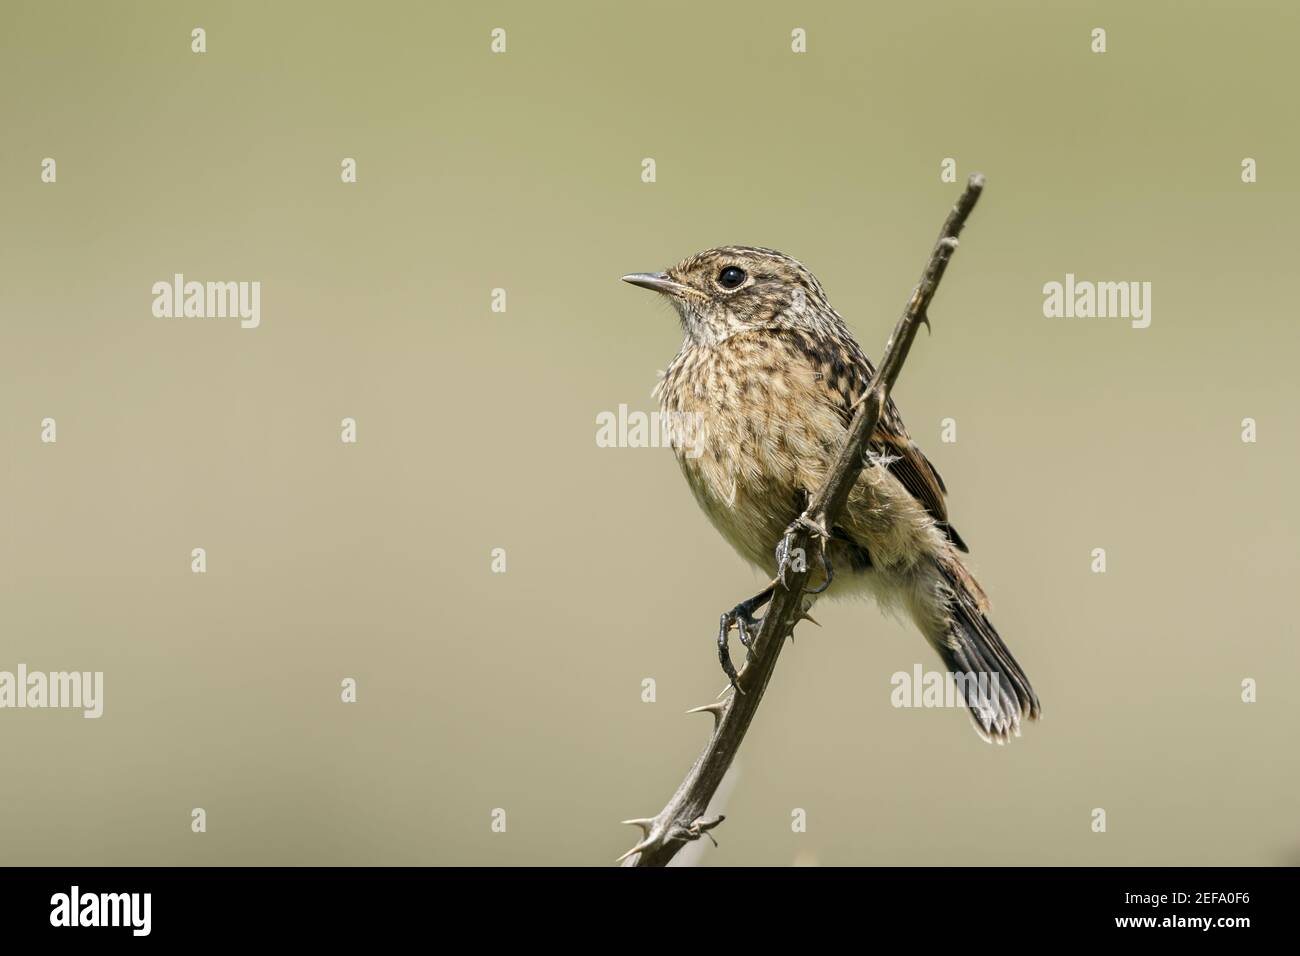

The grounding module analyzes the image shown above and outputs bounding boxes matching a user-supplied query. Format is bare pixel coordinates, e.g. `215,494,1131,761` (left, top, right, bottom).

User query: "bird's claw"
776,513,834,594
716,613,744,692
716,589,774,690
733,606,763,650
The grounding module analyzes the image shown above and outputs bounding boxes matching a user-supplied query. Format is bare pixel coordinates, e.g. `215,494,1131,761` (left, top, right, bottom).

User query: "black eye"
717,266,747,289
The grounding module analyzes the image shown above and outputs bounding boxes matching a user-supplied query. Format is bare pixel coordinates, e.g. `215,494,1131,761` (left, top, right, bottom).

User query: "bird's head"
622,245,837,346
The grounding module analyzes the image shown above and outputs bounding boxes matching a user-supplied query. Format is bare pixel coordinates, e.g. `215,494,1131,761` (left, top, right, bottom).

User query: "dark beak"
621,272,692,298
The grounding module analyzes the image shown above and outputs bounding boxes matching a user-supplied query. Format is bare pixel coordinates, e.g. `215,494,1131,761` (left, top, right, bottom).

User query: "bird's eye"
717,266,747,289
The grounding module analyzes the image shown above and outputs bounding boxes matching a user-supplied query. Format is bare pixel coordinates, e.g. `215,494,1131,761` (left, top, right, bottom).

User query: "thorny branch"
618,174,987,867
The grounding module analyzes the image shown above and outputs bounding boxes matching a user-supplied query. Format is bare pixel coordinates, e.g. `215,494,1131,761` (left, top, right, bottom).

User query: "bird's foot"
776,513,834,594
716,585,775,691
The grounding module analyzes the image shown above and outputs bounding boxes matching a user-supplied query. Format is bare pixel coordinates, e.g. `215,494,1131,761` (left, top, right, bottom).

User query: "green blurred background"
1,0,1296,865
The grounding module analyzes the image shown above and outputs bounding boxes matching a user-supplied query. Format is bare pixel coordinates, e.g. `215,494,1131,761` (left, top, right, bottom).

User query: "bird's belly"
676,436,944,581
677,451,796,573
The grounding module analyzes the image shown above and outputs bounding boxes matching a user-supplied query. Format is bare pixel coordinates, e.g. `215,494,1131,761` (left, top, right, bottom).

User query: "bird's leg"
776,513,834,594
717,581,777,689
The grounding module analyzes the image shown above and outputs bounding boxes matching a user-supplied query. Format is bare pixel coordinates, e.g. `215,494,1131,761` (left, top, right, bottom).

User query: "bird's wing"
782,326,970,553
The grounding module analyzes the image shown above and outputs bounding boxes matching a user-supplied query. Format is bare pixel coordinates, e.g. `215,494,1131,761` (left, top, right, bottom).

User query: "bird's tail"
918,555,1041,743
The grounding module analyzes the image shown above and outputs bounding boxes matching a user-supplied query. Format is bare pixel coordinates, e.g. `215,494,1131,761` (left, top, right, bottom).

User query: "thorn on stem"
615,837,654,865
686,701,726,729
716,677,747,700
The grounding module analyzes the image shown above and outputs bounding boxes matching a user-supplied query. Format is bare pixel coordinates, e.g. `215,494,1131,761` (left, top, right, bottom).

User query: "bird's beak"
621,272,692,299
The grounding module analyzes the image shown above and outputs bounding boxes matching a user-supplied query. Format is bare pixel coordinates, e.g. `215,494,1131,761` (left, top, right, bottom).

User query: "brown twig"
618,174,986,867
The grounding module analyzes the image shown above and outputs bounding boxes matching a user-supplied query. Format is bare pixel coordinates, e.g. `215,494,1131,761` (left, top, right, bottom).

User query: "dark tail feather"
933,558,1040,743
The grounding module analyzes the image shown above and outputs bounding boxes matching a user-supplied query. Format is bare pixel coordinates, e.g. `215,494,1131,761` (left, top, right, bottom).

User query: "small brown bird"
623,246,1040,742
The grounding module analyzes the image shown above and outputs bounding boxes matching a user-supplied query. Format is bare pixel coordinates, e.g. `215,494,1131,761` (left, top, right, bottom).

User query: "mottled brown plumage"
624,246,1039,742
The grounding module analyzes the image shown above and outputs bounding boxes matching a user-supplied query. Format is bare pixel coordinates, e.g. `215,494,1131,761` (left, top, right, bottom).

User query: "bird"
622,245,1040,743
